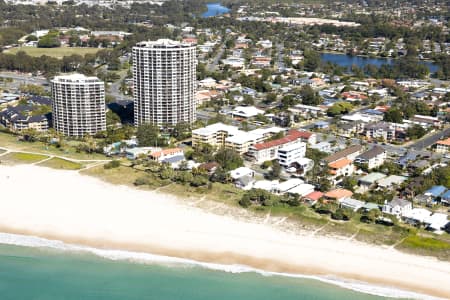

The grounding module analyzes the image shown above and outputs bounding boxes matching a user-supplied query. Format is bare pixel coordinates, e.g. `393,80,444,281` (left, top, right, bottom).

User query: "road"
409,126,450,150
0,72,48,85
275,43,284,71
206,43,226,72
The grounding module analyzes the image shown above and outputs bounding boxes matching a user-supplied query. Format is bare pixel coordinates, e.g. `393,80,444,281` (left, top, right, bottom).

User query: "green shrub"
104,160,121,169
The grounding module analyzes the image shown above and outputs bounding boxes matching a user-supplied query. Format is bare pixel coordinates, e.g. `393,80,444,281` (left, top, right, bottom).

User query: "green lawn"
38,157,83,170
4,47,104,59
1,152,48,164
0,132,106,160
397,235,450,260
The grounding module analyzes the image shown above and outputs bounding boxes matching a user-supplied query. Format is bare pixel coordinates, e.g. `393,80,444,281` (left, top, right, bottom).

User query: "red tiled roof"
252,130,311,151
328,158,352,169
437,138,450,146
150,148,183,158
324,189,353,200
305,191,323,201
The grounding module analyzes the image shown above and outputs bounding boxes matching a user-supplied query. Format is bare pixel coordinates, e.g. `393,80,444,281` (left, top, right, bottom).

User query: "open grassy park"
38,157,83,170
0,152,49,164
4,47,103,59
0,132,106,160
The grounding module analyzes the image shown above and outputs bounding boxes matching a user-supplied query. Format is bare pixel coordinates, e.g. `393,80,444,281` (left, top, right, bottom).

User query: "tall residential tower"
133,39,197,126
51,74,106,137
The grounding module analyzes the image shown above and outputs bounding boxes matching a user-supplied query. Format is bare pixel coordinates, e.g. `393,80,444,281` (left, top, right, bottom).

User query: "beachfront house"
382,198,412,218
339,198,364,212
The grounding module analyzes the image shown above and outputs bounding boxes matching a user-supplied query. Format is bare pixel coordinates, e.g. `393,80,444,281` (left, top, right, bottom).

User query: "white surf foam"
0,232,443,300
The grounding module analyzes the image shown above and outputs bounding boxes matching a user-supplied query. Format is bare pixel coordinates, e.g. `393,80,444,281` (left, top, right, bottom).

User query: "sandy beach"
0,164,449,299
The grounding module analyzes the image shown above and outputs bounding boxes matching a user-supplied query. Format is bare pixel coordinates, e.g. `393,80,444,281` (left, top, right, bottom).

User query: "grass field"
4,47,103,59
1,152,48,164
38,157,83,170
0,132,106,160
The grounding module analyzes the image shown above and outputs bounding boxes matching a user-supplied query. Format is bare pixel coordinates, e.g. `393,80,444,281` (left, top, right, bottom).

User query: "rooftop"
51,73,102,84
328,158,352,169
324,145,363,163
436,138,450,146
134,39,195,49
252,130,304,151
356,146,385,160
324,188,353,200
359,172,387,184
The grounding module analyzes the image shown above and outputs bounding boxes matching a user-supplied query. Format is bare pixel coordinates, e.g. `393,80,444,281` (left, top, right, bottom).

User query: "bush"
104,160,121,169
134,176,149,186
239,196,252,208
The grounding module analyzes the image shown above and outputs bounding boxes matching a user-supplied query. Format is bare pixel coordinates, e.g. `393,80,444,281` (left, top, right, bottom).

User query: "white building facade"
51,74,106,137
277,143,306,167
133,39,197,126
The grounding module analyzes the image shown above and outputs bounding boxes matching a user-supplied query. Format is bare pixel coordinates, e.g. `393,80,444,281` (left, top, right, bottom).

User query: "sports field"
4,47,103,59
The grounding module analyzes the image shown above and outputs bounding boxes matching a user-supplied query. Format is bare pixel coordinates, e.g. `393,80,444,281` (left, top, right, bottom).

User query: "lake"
320,52,439,73
202,3,230,18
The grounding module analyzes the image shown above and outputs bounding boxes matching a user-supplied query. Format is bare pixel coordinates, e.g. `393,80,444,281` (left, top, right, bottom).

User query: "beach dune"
0,165,449,299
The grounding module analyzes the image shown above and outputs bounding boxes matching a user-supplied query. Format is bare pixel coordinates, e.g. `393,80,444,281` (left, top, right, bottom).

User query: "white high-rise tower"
132,39,197,126
51,74,106,137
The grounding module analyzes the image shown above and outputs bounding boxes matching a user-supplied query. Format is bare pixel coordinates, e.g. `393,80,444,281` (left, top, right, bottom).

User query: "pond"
320,52,439,73
202,3,230,18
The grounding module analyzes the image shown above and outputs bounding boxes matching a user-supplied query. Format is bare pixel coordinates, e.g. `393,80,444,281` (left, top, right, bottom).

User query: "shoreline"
0,232,442,300
0,164,449,299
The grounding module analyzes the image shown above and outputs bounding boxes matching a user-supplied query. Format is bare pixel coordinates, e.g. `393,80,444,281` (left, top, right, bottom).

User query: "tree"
264,92,277,104
383,108,403,123
300,85,322,105
267,160,281,179
327,102,353,117
136,123,161,147
406,124,426,140
214,148,243,171
38,33,61,48
303,49,321,71
341,176,358,192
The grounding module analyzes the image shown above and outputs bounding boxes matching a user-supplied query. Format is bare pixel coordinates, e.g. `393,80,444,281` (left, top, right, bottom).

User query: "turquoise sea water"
0,242,401,300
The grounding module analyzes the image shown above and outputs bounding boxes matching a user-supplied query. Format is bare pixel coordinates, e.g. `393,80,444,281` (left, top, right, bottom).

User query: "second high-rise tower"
133,39,197,126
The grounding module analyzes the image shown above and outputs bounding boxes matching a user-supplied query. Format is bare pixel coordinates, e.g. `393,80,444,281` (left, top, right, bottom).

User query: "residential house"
376,175,407,189
354,146,387,170
409,115,441,128
287,183,315,197
358,172,387,190
424,213,449,232
126,147,160,160
440,190,450,206
420,185,447,204
273,178,304,195
323,145,363,164
435,138,450,154
304,191,323,206
328,158,354,178
230,106,264,118
324,189,353,202
150,148,184,162
382,198,412,218
198,162,219,175
230,167,255,190
310,142,332,153
402,208,432,226
339,198,364,211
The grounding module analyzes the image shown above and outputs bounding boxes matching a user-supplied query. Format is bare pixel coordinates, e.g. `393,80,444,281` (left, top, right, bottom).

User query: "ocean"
0,233,426,300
